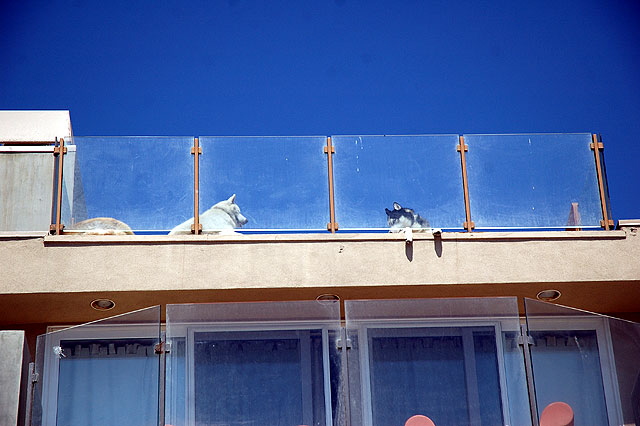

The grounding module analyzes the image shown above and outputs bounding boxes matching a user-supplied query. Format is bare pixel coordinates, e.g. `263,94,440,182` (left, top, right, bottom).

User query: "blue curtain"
193,331,327,426
367,328,503,426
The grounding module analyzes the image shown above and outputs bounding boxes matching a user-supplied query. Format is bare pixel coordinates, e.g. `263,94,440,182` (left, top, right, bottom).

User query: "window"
351,322,516,426
345,298,531,426
164,301,343,426
524,298,640,426
33,306,161,426
31,299,637,426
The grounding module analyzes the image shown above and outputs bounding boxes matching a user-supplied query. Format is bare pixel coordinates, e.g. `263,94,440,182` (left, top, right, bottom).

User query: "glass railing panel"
66,136,193,234
31,306,162,426
197,136,329,232
165,300,344,426
524,299,640,426
0,145,57,232
464,133,603,229
345,297,530,426
332,135,465,231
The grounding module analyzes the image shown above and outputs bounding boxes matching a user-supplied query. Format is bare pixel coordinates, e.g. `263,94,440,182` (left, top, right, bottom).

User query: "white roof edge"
617,220,640,227
0,110,73,142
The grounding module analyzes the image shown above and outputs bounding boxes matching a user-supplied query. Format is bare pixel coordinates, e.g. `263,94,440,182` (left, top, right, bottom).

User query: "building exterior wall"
1,225,639,329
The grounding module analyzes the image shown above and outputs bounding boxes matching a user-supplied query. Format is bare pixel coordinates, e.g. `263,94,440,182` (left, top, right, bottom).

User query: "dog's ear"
227,194,237,203
385,208,392,215
393,202,402,210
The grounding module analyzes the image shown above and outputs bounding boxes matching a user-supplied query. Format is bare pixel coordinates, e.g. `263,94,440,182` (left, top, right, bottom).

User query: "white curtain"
56,341,159,426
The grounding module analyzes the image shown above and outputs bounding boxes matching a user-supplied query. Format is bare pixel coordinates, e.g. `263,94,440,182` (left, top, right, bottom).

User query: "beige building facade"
1,111,639,426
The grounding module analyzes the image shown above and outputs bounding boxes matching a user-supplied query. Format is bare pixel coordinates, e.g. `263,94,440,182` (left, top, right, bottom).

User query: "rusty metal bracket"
457,136,474,231
325,137,338,232
600,219,615,228
154,341,170,354
49,223,66,233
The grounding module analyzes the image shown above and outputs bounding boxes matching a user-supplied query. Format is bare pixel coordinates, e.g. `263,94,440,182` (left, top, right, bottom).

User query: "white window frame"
168,320,337,426
526,315,623,426
39,323,161,426
352,317,517,426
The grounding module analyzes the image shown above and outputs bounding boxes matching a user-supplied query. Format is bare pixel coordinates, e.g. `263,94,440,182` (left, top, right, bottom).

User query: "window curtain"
56,339,159,426
530,330,608,426
367,328,503,426
193,333,326,426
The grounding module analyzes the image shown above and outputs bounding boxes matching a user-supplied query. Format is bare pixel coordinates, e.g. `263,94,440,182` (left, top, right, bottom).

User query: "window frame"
168,320,338,426
526,315,623,426
351,318,516,426
39,323,161,426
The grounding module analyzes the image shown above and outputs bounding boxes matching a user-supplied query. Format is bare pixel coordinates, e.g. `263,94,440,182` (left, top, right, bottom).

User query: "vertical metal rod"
54,138,65,235
49,138,59,234
25,362,36,426
325,137,338,233
591,134,611,230
157,332,166,426
458,136,474,232
192,137,201,234
521,323,540,426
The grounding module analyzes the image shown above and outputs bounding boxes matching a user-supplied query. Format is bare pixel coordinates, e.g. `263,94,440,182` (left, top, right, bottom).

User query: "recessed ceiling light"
536,289,562,302
316,294,340,302
90,298,116,311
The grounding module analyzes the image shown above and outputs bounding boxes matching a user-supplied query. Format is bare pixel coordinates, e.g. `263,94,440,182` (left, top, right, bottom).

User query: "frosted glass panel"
525,299,640,426
198,137,329,231
0,147,56,232
31,306,161,426
68,136,193,233
332,135,465,230
464,134,602,229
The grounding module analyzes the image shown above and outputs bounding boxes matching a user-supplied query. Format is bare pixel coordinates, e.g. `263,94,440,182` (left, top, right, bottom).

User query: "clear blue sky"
2,0,639,221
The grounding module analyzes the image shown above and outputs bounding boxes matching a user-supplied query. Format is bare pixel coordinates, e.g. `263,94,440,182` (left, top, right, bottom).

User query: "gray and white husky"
385,202,430,230
169,194,248,235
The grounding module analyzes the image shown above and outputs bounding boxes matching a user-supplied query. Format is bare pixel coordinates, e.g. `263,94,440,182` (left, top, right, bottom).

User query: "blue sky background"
1,0,639,221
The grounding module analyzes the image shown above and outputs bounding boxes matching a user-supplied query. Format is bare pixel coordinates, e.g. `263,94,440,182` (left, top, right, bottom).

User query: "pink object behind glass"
404,414,437,426
539,401,575,426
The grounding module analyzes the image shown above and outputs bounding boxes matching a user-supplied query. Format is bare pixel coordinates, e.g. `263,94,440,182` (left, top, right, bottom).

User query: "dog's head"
385,202,429,229
214,194,248,227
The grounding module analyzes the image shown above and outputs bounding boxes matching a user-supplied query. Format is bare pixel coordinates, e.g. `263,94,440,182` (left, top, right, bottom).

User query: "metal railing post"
191,137,202,234
325,137,338,233
457,136,474,232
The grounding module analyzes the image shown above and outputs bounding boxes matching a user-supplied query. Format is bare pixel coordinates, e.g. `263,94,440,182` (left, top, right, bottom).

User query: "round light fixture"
316,294,340,302
90,298,116,311
536,289,562,302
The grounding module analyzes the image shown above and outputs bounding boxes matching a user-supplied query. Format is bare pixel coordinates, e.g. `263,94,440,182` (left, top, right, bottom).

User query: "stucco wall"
1,227,639,326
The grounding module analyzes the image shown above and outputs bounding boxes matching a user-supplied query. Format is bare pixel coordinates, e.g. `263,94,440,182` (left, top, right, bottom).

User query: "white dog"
169,194,248,235
69,217,134,235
